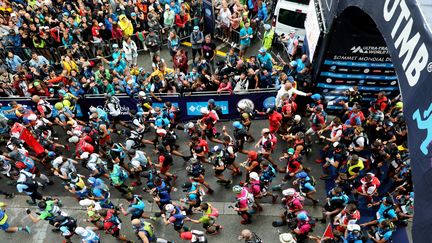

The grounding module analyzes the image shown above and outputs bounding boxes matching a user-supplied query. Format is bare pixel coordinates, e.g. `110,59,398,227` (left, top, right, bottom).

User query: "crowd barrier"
0,89,277,122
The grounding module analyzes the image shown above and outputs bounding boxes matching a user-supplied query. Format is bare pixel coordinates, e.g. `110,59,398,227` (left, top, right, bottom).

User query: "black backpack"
189,162,205,177
19,174,38,192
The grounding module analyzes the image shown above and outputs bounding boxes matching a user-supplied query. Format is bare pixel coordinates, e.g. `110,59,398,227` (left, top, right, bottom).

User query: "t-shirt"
202,42,216,60
239,27,253,46
269,112,282,131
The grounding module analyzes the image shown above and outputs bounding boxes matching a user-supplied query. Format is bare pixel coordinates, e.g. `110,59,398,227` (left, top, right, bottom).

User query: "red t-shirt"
268,112,282,132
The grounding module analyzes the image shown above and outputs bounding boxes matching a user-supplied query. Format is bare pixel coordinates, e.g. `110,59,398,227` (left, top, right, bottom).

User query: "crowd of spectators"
0,0,311,99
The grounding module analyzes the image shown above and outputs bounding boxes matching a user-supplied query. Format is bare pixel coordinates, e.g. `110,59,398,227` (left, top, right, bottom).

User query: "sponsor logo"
335,79,345,83
326,78,332,83
263,97,276,109
187,101,228,116
350,46,389,55
364,68,370,73
384,0,430,86
346,80,357,84
372,70,382,73
338,68,348,72
413,103,432,155
237,99,254,113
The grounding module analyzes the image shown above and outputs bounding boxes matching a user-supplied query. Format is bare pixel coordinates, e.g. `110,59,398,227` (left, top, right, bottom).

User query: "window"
278,9,307,29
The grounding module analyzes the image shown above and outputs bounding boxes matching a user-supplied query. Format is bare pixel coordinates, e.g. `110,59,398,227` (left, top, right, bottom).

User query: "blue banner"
186,101,228,116
0,92,277,122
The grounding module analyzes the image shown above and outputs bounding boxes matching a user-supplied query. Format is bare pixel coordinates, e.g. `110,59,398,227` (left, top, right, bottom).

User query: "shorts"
214,169,225,176
305,127,316,135
160,166,171,174
192,175,205,184
205,129,215,139
174,223,184,232
111,227,120,238
203,219,215,229
239,44,249,51
0,222,9,230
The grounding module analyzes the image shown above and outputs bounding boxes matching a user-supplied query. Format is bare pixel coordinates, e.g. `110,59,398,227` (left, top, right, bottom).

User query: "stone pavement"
0,195,328,243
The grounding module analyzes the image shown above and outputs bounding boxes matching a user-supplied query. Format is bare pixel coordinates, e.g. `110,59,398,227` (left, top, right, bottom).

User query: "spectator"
239,21,253,58
190,26,204,63
123,37,139,66
5,52,23,73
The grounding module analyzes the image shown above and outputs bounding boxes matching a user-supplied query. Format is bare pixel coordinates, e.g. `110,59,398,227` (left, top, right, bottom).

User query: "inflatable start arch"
317,0,432,241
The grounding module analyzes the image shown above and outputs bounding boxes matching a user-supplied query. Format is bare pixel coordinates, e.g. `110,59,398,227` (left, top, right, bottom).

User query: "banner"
304,0,322,61
0,92,277,122
316,7,399,110
202,0,216,35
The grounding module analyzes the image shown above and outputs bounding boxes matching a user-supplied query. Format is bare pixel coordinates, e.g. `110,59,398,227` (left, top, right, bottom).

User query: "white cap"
282,188,296,197
138,91,146,97
200,107,209,114
237,102,246,110
27,114,37,121
89,106,97,113
75,227,86,235
165,204,175,213
261,128,270,134
249,172,259,181
68,136,79,143
80,152,90,159
279,233,296,243
294,114,301,122
333,142,339,148
347,224,361,232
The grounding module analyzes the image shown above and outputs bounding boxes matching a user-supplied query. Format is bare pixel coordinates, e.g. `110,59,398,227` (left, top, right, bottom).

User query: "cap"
200,107,209,114
165,204,175,213
68,136,79,143
261,128,270,134
193,25,199,31
347,224,361,232
282,188,296,196
264,24,271,30
249,172,259,181
333,142,339,148
279,233,296,243
311,94,321,100
208,99,215,104
131,12,137,17
233,121,243,129
232,185,243,194
295,171,308,179
75,227,86,235
289,60,297,67
112,43,119,48
259,47,266,53
297,211,308,221
294,114,301,122
287,76,295,83
287,148,295,155
98,23,103,27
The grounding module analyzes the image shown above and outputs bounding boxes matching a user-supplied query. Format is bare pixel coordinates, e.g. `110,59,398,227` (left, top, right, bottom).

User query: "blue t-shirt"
258,53,273,71
377,227,393,241
295,59,306,73
239,27,253,46
377,203,397,222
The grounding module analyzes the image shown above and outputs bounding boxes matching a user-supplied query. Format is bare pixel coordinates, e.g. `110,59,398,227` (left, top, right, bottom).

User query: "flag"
322,223,334,240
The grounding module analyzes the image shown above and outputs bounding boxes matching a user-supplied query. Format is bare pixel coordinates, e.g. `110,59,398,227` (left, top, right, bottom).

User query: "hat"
112,43,119,48
287,148,295,155
347,224,361,232
131,12,137,17
208,98,215,104
63,12,69,16
233,121,243,129
279,233,296,243
287,76,295,83
10,13,17,17
261,128,270,134
259,47,266,53
395,101,403,109
98,23,103,27
68,136,79,143
290,29,296,34
333,142,339,148
149,28,155,32
295,171,308,179
232,185,243,194
289,60,297,67
249,172,259,181
200,107,209,114
75,227,86,235
193,25,199,31
264,24,271,31
311,94,321,100
282,188,296,197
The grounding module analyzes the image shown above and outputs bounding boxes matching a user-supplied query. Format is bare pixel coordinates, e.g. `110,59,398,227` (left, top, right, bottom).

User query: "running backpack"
238,189,255,208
